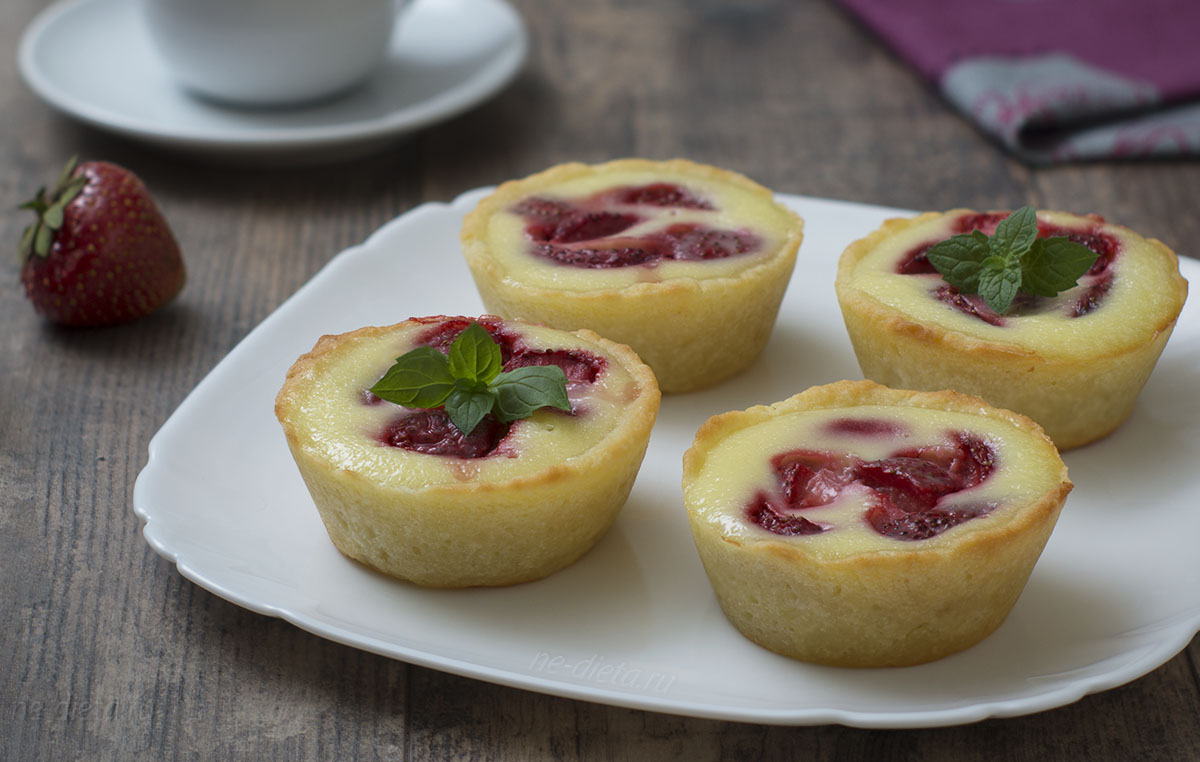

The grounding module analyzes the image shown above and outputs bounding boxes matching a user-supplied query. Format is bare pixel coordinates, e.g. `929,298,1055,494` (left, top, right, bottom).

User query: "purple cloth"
837,0,1200,162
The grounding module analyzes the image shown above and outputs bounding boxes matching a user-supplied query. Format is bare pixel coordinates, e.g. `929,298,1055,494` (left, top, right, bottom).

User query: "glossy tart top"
461,158,803,293
276,316,660,491
836,209,1187,358
683,380,1071,561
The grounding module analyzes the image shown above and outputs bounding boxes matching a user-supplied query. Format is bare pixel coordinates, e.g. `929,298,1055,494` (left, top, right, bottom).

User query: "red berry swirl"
746,421,997,541
895,212,1121,325
512,183,762,268
368,318,607,458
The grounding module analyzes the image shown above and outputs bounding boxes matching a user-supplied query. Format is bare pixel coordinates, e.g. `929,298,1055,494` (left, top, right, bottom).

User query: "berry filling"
413,315,516,361
934,285,1007,327
532,224,762,268
775,450,858,509
864,504,994,542
951,212,1008,235
511,183,760,269
1072,272,1113,317
1063,230,1119,276
745,431,996,541
660,224,758,260
824,417,905,438
511,197,573,242
746,496,825,536
534,242,658,268
895,246,940,276
542,211,642,244
378,409,510,458
895,213,1122,323
608,183,714,209
368,317,608,458
505,348,607,383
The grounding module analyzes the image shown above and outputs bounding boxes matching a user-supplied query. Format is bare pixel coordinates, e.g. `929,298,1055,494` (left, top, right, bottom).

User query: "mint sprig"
369,323,570,435
924,206,1099,315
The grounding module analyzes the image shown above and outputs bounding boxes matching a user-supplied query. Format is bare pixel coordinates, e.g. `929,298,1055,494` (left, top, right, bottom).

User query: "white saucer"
17,0,528,159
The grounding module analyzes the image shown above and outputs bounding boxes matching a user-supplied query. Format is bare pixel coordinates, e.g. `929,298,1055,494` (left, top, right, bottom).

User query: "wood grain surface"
3,0,1198,759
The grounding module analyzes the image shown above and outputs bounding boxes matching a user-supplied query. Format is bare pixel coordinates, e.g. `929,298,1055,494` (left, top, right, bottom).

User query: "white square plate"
133,191,1200,728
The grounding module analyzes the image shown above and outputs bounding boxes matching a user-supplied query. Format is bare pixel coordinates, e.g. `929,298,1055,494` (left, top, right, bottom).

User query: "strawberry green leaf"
18,191,46,214
44,202,64,231
59,177,86,207
19,224,35,261
54,156,79,192
34,224,53,257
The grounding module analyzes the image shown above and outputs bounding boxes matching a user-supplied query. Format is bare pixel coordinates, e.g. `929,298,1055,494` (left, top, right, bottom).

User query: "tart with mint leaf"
275,315,660,587
460,159,804,393
835,208,1187,450
682,380,1071,667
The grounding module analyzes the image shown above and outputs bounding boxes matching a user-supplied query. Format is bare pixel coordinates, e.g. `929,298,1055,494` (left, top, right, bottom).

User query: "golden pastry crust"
682,380,1072,668
460,158,804,393
834,210,1187,450
276,317,661,587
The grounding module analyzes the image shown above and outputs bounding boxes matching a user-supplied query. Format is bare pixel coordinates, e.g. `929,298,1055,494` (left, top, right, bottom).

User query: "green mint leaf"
1021,237,1099,297
924,207,1098,316
367,322,572,437
490,365,571,422
988,205,1039,260
448,322,503,384
454,376,488,394
369,346,455,408
444,388,495,435
977,257,1023,314
925,232,990,292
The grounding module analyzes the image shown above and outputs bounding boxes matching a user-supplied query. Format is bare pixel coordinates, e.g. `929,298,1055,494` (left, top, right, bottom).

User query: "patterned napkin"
837,0,1200,163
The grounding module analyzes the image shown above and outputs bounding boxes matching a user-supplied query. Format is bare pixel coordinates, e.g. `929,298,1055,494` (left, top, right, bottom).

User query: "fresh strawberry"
19,157,185,326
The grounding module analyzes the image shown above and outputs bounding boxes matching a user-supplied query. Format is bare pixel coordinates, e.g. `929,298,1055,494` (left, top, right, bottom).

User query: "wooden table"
4,0,1198,758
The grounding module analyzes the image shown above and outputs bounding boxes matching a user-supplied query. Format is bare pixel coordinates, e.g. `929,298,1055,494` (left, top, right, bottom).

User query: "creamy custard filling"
483,168,797,291
848,210,1183,357
688,406,1062,559
287,319,639,488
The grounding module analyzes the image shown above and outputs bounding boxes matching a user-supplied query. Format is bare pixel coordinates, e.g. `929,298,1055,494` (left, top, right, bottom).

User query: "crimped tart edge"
275,316,662,499
833,209,1188,363
459,157,805,303
680,379,1072,571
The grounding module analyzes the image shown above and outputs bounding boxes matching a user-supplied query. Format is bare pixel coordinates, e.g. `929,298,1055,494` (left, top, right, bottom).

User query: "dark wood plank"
3,0,1197,759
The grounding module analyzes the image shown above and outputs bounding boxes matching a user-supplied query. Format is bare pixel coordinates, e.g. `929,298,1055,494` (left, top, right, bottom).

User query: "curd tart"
276,315,660,587
835,209,1187,450
682,380,1071,668
460,159,804,393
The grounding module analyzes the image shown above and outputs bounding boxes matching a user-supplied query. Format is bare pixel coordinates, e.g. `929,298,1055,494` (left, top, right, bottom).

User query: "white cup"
140,0,403,106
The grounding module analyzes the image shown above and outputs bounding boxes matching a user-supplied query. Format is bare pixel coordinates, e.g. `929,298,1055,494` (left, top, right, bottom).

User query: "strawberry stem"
19,157,88,261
